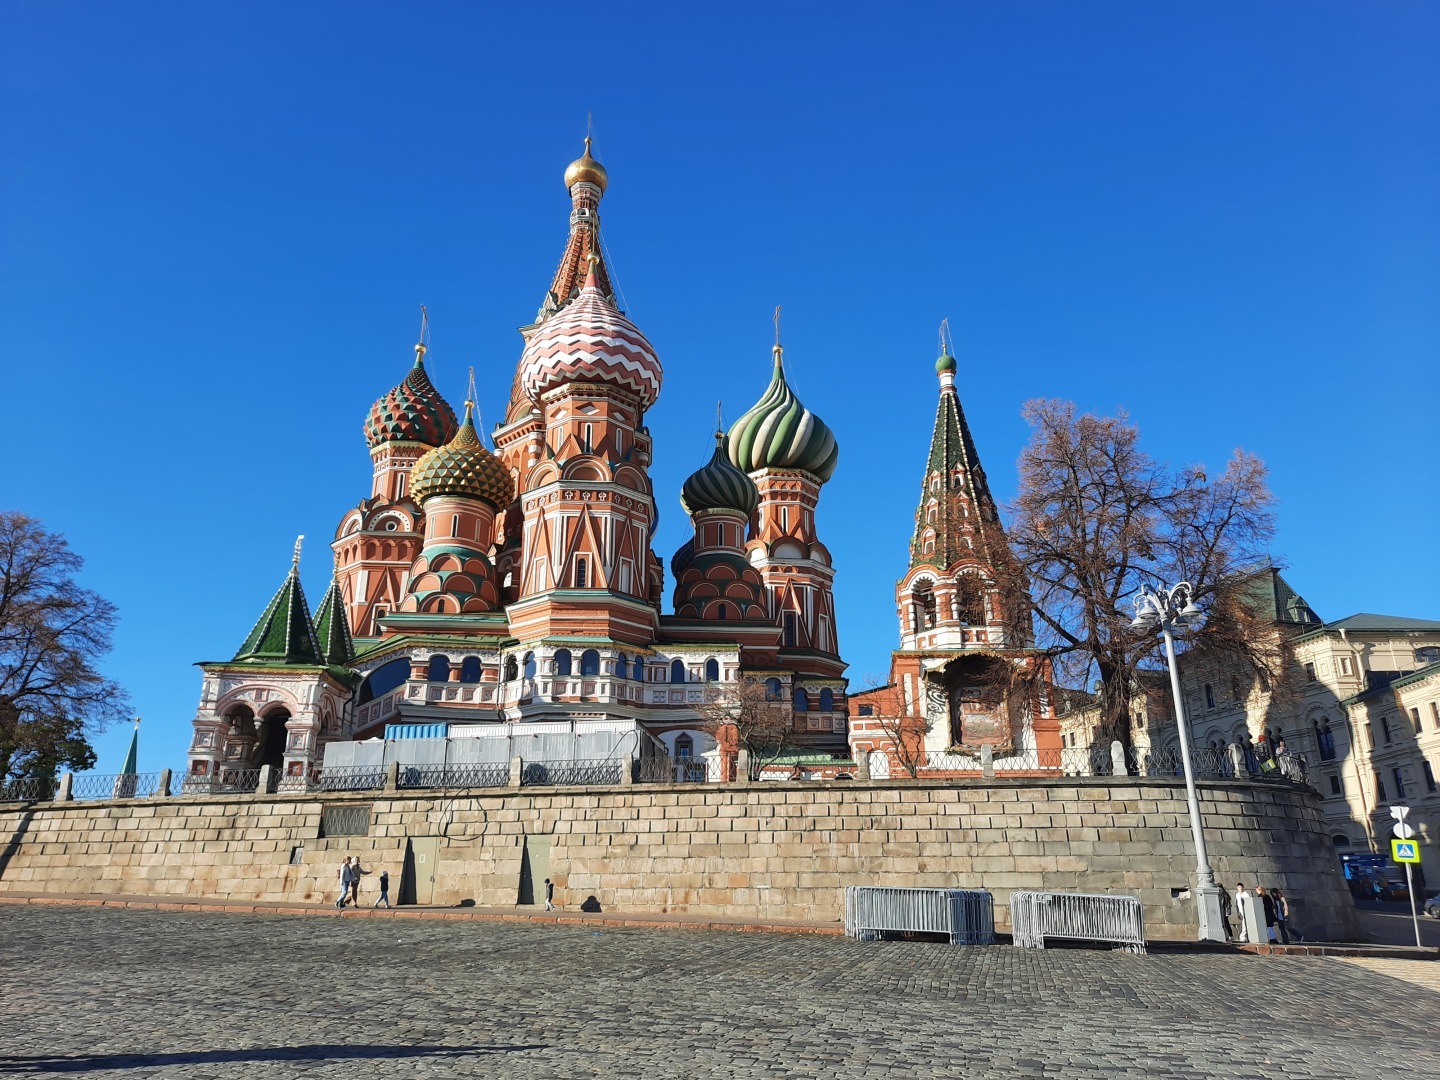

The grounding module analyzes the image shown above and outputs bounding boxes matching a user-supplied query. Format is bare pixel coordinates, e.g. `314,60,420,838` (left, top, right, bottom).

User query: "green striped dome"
727,346,839,483
681,435,759,516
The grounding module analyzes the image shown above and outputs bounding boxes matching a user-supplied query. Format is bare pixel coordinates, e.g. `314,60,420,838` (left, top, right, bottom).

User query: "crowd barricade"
1010,891,1146,953
844,886,996,945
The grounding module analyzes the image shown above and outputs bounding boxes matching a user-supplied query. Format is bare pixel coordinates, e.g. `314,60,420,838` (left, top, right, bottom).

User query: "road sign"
1390,805,1411,822
1391,839,1420,864
1393,822,1416,840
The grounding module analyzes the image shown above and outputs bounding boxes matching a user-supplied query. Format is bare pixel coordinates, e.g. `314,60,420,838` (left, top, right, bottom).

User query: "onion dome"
564,136,608,193
364,344,459,449
936,352,957,375
727,345,839,483
681,434,759,516
519,258,662,408
409,403,514,508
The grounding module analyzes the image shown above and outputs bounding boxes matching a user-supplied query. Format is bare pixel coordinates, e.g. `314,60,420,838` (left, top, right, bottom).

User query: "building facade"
187,142,851,785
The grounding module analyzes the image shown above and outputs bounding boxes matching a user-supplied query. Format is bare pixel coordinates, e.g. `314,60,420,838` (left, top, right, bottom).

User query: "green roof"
1325,613,1440,632
312,579,356,667
908,377,1003,572
233,564,322,665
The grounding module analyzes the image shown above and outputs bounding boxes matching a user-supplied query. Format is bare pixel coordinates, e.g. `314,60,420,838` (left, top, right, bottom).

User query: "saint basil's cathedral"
185,141,1058,785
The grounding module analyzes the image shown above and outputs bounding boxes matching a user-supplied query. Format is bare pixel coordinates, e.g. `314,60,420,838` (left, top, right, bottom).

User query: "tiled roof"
312,579,355,667
232,566,322,666
1324,613,1440,632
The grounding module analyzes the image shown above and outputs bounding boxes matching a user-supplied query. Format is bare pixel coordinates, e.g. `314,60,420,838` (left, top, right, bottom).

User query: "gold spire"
564,135,609,193
415,304,429,363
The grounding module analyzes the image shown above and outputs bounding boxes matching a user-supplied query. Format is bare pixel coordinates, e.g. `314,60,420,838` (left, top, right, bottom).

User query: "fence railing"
70,771,167,800
1010,890,1146,953
398,762,509,790
316,765,387,793
635,755,719,784
0,775,59,801
177,769,262,796
522,758,625,787
910,741,1310,785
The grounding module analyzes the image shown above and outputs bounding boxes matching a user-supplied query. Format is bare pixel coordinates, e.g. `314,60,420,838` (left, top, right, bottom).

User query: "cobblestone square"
1,906,1437,1079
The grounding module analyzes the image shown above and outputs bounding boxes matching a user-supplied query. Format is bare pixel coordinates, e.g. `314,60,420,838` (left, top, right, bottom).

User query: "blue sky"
2,2,1437,774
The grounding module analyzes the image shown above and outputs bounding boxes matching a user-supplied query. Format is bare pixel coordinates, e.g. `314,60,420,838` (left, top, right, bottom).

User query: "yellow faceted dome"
409,404,514,508
564,137,608,193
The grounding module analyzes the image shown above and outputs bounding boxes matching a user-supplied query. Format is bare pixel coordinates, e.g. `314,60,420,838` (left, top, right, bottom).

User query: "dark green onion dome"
935,352,957,375
727,345,839,483
681,434,759,517
409,403,514,508
364,343,459,449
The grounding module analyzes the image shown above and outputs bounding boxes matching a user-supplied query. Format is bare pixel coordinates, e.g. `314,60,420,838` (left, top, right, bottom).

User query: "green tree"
0,512,130,781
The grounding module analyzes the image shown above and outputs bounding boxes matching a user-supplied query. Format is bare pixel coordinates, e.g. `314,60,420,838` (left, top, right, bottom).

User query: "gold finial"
292,535,304,569
772,305,784,364
564,128,609,193
715,401,724,440
587,247,601,272
415,304,429,361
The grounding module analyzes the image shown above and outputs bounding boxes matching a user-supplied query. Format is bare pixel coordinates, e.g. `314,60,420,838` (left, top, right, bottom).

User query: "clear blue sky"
3,2,1437,774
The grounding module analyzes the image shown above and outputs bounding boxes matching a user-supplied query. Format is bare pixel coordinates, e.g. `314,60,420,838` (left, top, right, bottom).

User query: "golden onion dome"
564,136,608,193
409,403,514,509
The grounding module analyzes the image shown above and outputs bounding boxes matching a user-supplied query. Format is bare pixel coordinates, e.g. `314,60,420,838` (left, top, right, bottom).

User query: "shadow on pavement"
0,1043,547,1073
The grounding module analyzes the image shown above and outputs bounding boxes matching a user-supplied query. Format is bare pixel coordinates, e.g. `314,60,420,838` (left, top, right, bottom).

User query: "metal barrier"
399,762,508,790
844,886,996,945
0,776,58,801
522,759,624,787
635,755,718,784
1010,891,1146,953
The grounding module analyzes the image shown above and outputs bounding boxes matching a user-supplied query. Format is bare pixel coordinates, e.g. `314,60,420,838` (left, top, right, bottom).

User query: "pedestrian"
1234,883,1250,942
374,869,391,909
349,856,369,906
1272,887,1291,944
1257,886,1279,943
1217,882,1234,941
336,856,354,909
544,877,555,912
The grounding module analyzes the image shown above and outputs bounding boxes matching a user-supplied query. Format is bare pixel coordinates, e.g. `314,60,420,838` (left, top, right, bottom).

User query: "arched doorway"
254,708,290,769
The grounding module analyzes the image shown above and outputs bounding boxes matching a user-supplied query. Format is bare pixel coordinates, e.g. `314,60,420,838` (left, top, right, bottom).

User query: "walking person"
349,857,369,907
336,856,354,909
1272,887,1291,944
1234,883,1250,942
374,869,391,909
1257,886,1279,943
544,877,555,912
1218,882,1234,941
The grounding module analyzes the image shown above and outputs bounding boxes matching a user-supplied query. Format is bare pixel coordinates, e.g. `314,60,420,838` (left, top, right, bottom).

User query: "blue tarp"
385,723,449,741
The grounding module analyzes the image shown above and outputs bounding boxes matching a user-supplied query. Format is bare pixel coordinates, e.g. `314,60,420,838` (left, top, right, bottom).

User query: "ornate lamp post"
1130,582,1226,942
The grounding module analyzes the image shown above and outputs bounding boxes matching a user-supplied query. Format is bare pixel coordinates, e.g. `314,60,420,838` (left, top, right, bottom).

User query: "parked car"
1424,893,1440,919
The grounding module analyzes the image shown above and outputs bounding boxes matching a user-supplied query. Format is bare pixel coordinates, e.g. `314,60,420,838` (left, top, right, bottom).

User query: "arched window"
616,653,629,679
1204,684,1215,708
674,734,693,759
580,649,600,676
819,688,834,711
1331,833,1351,848
671,658,686,684
428,655,451,682
794,687,809,712
765,678,783,701
716,603,729,620
459,657,481,683
912,583,936,631
503,656,518,682
575,558,588,588
783,613,798,647
554,649,572,677
704,658,720,682
1416,646,1440,665
954,577,986,624
523,651,536,679
1315,721,1336,761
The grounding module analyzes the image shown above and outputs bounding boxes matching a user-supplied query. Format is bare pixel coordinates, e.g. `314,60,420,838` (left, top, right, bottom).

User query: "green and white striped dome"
681,434,759,516
726,345,839,483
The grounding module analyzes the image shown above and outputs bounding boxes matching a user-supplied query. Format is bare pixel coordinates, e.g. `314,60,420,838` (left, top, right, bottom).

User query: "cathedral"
185,141,1054,786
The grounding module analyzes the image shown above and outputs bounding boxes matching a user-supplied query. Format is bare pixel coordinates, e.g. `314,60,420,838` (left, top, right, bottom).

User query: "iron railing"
0,775,58,801
70,772,166,800
635,755,718,784
318,804,372,838
1010,890,1146,953
177,769,262,796
522,758,624,787
316,765,387,793
398,762,509,790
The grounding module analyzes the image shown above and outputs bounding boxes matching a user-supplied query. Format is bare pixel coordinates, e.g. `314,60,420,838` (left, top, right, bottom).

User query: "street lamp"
1130,581,1226,943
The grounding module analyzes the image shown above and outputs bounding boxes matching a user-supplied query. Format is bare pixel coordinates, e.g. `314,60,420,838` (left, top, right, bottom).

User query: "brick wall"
0,777,1359,941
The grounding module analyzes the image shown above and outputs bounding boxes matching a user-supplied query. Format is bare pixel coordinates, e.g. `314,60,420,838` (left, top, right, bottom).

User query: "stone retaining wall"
0,777,1359,941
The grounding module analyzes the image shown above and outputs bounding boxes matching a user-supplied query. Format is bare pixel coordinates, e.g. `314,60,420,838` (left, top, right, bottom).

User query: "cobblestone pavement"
1335,956,1440,996
2,907,1439,1079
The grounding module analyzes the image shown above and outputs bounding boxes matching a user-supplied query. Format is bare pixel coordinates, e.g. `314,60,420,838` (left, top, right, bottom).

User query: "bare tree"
855,676,938,778
0,512,131,781
1001,400,1276,747
692,677,796,778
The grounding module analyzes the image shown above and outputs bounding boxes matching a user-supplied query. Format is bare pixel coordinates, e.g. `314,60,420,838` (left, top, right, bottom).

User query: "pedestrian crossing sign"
1391,839,1420,864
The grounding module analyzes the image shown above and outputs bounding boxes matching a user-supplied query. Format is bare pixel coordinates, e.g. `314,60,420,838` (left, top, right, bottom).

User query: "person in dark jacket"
1256,886,1279,943
1218,884,1234,941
